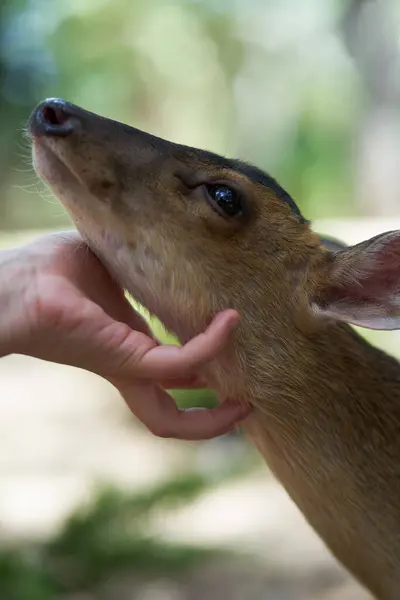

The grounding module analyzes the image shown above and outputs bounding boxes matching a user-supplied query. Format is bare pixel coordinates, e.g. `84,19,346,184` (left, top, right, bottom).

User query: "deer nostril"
41,105,70,127
28,98,79,138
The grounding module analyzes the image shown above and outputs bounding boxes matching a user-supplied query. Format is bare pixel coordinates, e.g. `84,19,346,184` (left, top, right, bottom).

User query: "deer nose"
28,98,81,138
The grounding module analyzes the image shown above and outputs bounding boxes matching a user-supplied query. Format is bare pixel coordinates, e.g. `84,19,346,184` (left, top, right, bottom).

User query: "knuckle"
113,330,155,374
32,276,89,332
33,280,69,329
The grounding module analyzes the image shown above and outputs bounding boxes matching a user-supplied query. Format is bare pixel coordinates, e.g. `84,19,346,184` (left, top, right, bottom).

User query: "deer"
27,97,400,600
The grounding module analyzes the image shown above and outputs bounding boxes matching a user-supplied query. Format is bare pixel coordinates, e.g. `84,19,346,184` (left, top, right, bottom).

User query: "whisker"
13,167,36,174
13,181,58,206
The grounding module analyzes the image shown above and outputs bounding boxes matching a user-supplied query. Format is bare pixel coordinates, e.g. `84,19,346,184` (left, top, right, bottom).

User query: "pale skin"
0,230,250,440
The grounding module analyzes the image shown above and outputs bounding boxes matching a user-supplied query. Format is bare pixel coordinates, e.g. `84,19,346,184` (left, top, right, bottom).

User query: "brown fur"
28,99,400,600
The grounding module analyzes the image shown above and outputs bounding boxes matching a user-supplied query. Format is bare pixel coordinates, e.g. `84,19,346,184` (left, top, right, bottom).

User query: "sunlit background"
1,0,400,598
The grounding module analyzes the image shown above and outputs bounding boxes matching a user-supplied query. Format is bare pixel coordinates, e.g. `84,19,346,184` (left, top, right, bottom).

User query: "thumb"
107,309,239,382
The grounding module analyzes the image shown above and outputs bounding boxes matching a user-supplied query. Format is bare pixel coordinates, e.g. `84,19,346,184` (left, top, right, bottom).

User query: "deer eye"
205,184,242,217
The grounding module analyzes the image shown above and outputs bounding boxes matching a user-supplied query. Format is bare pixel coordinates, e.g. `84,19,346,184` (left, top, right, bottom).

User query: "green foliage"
0,0,378,230
0,549,54,600
0,471,242,599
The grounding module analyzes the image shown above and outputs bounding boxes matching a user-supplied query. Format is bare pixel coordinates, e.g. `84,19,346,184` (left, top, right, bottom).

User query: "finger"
172,400,251,440
135,310,239,380
83,306,237,382
119,381,251,440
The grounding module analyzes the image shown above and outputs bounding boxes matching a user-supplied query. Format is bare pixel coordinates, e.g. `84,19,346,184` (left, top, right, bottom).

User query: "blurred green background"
2,0,400,232
1,0,400,598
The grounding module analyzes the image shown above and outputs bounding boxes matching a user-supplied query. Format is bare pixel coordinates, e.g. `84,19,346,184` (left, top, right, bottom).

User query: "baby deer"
28,98,400,600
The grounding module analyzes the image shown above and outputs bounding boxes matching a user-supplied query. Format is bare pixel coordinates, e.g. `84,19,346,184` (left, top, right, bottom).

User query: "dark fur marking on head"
173,144,308,223
229,160,307,223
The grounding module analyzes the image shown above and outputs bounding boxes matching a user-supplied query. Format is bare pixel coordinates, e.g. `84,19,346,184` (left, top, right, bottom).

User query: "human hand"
0,231,250,439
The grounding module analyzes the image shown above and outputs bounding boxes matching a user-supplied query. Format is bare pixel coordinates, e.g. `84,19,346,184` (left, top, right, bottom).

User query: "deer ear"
312,230,400,330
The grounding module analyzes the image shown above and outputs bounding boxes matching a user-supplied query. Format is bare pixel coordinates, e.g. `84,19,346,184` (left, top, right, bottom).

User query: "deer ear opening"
312,231,400,331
